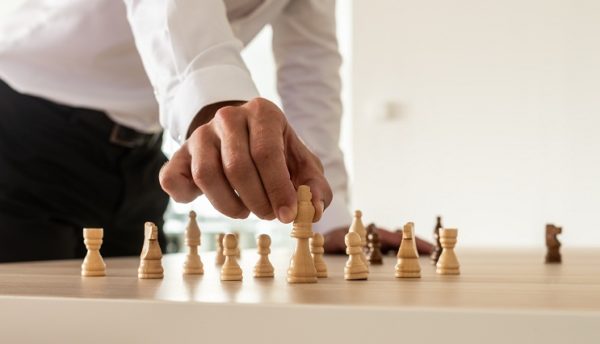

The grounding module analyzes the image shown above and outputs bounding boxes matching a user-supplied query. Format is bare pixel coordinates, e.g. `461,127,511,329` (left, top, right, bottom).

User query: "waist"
0,78,162,149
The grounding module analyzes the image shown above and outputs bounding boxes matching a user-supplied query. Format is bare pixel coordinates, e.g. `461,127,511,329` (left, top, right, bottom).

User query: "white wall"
352,0,600,247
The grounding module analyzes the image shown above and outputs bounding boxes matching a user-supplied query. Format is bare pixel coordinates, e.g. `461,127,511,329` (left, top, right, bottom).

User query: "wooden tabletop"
1,248,599,310
1,249,599,343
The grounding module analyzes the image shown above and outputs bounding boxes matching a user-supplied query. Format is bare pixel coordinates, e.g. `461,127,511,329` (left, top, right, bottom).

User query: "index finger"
245,103,297,223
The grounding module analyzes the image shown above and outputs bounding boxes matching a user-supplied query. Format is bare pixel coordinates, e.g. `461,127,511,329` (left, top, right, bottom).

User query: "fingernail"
278,206,296,224
318,201,325,215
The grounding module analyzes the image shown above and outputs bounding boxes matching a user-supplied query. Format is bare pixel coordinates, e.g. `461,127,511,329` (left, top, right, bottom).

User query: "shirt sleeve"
271,0,351,233
122,0,260,143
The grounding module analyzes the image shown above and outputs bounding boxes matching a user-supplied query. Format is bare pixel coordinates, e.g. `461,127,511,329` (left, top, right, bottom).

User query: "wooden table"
1,249,599,343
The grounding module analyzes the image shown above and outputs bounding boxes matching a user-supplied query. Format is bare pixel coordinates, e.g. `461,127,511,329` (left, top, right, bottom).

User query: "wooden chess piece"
430,216,443,264
344,232,368,280
367,231,383,265
287,185,318,283
138,222,164,279
436,228,460,275
253,234,274,278
81,228,106,277
395,222,421,278
310,232,328,278
545,224,562,263
183,210,204,275
221,233,242,281
365,223,376,256
215,233,226,265
349,210,369,270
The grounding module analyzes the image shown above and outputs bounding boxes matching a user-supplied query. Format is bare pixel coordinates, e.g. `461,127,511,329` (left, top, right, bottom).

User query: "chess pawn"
395,222,421,278
221,233,243,281
183,211,204,275
138,222,164,279
344,232,368,280
430,216,443,264
215,233,226,265
253,234,274,278
81,228,106,277
436,228,460,275
545,224,562,263
349,210,369,270
310,232,328,278
366,231,383,265
287,185,318,283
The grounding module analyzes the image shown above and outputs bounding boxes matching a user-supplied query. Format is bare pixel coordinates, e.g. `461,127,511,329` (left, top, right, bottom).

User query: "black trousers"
0,80,169,262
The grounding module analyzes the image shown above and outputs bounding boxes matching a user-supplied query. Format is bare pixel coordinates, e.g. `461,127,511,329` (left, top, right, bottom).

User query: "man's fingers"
415,236,435,255
246,100,297,223
214,107,275,220
188,126,250,219
158,144,202,203
297,176,330,222
323,227,347,254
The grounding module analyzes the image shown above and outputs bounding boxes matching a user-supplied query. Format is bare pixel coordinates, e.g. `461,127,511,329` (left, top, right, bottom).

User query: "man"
0,0,430,262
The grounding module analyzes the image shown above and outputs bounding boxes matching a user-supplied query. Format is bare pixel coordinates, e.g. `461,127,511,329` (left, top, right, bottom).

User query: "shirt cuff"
164,65,260,143
313,192,352,234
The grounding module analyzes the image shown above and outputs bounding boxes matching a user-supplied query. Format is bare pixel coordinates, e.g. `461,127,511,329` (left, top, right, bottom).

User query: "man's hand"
159,98,333,223
323,225,434,255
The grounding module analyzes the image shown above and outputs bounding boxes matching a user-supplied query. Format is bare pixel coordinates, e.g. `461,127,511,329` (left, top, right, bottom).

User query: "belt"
109,124,161,149
0,78,161,149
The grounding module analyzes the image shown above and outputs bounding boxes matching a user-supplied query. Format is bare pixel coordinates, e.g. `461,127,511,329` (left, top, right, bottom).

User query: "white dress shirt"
0,0,351,233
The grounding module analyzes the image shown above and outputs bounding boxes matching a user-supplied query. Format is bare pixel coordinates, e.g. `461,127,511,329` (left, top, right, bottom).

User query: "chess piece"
430,216,443,264
545,224,562,263
221,233,243,281
310,232,328,278
367,231,383,265
365,223,376,255
138,222,164,279
253,234,274,278
394,222,421,278
215,233,226,265
344,232,368,280
183,211,204,275
436,228,460,275
81,228,106,277
349,210,369,270
234,232,241,259
287,185,318,283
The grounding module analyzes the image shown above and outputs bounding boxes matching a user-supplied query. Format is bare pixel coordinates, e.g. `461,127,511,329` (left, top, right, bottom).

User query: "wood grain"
0,249,599,311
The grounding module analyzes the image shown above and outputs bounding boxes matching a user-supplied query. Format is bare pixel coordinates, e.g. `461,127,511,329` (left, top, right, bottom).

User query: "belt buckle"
109,125,142,148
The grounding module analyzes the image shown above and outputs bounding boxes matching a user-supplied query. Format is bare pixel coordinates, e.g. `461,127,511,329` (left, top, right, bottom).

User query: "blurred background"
1,0,598,250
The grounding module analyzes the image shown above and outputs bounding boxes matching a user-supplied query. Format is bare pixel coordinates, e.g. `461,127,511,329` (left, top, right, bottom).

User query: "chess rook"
344,232,368,280
287,185,318,283
81,228,106,277
221,233,243,281
349,210,369,270
138,222,164,279
395,222,421,278
215,233,226,265
253,234,274,278
436,228,460,275
310,232,328,278
183,210,204,275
